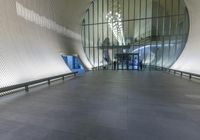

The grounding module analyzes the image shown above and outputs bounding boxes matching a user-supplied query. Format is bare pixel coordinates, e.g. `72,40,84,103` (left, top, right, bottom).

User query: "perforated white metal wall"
172,0,200,75
0,0,92,88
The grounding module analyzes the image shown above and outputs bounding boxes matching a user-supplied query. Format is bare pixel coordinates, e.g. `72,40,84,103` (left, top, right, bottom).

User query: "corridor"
0,71,200,140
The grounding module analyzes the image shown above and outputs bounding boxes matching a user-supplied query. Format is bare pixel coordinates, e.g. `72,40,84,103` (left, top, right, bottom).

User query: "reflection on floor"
0,71,200,140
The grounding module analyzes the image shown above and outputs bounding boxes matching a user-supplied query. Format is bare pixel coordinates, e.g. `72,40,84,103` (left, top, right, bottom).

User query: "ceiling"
19,0,92,34
51,0,92,33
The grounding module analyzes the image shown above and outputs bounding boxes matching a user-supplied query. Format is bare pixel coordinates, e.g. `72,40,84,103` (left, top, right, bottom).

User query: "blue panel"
62,55,85,75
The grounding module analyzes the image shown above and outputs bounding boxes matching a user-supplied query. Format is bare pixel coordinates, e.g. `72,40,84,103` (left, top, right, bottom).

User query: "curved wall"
0,0,92,88
172,0,200,74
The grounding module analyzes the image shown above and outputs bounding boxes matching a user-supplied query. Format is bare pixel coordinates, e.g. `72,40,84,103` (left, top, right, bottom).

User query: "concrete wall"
0,0,92,88
172,0,200,74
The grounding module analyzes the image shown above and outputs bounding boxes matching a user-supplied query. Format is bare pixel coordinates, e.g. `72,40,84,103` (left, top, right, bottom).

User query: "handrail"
0,72,78,94
92,65,105,71
154,66,200,80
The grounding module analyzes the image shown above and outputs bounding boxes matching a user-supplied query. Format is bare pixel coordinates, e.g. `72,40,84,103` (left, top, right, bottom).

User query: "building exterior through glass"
82,0,189,70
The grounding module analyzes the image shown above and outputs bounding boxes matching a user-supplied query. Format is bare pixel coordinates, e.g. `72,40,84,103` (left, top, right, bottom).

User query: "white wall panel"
0,0,92,88
172,0,200,74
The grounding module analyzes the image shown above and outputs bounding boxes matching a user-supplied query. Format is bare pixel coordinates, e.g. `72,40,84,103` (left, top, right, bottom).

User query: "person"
113,61,117,70
139,60,143,71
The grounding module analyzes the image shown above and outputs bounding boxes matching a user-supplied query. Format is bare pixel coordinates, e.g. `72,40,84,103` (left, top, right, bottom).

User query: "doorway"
116,53,139,70
62,55,85,74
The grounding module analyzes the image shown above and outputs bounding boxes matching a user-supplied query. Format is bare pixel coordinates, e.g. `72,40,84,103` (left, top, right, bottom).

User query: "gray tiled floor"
0,71,200,140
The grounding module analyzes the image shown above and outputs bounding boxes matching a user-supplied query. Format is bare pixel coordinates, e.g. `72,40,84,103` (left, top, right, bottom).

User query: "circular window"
82,0,189,69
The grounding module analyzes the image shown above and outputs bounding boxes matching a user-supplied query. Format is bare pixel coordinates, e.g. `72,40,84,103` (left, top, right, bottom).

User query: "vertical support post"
93,2,95,66
25,85,29,92
144,0,147,69
97,0,100,70
107,0,109,69
48,80,51,85
102,0,104,69
88,10,91,63
112,0,114,70
189,74,192,79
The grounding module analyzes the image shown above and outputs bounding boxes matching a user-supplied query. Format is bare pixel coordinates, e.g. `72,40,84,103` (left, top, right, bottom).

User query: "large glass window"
82,0,189,69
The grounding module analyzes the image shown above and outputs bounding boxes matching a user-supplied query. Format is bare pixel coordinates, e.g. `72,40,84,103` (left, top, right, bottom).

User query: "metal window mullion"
112,0,114,70
93,2,95,66
144,0,147,67
168,0,173,66
139,0,142,66
117,0,120,69
88,10,91,62
133,0,136,55
83,22,86,53
97,0,100,70
155,0,160,67
162,0,167,68
107,0,109,69
102,0,104,68
150,0,154,69
175,0,180,60
128,0,130,38
122,0,125,69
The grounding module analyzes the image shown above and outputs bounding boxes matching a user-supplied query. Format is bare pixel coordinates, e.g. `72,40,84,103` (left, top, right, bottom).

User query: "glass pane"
147,0,152,18
129,0,135,20
135,0,140,19
141,0,146,18
82,0,189,69
166,0,172,16
173,0,179,15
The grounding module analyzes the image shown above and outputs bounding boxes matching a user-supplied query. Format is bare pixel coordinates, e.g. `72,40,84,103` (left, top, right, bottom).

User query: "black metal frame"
0,72,77,94
154,66,200,80
82,0,189,70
